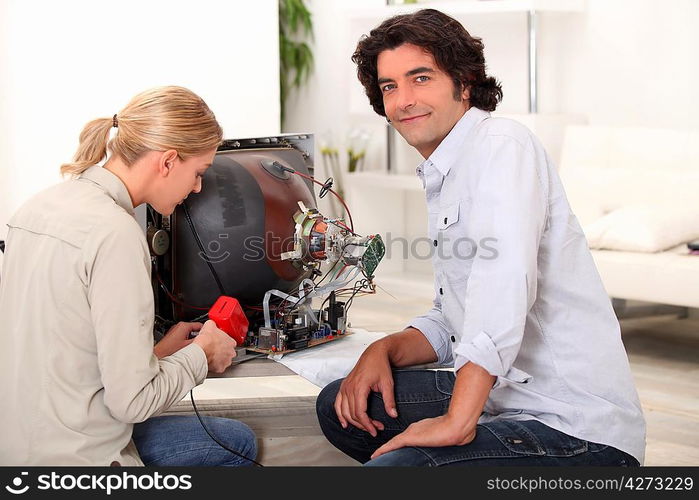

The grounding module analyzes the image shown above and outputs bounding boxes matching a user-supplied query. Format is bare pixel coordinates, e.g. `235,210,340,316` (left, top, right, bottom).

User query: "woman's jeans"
132,415,257,466
316,370,640,467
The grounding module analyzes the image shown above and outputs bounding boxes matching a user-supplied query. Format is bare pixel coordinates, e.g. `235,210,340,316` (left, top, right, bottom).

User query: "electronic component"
147,225,170,256
150,134,384,356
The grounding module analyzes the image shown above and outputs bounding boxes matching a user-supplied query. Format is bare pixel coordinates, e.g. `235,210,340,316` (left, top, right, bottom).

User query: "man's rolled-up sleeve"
408,293,454,366
453,135,548,377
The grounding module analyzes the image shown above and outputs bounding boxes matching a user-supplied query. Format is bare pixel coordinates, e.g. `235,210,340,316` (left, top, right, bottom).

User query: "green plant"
279,0,314,125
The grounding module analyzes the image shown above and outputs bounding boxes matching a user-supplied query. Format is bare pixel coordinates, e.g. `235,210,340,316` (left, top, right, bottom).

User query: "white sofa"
558,125,699,309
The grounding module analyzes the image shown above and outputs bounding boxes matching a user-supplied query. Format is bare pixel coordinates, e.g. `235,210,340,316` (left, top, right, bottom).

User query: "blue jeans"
316,370,640,467
132,415,257,466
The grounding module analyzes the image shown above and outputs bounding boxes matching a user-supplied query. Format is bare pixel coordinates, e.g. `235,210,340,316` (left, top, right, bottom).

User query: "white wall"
0,0,280,243
539,0,699,128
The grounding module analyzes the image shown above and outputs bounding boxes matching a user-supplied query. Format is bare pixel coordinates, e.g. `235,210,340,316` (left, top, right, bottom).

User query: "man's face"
377,43,470,159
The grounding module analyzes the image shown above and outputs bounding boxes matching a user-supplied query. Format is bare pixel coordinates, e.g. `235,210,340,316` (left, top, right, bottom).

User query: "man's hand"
192,320,237,373
370,415,476,460
370,361,495,460
334,328,438,437
334,341,398,437
153,322,203,359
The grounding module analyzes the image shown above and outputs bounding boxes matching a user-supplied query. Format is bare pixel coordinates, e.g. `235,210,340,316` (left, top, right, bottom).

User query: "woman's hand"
192,320,238,373
153,322,203,359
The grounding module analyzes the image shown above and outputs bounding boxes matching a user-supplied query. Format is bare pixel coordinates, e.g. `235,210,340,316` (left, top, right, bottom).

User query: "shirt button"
439,287,444,295
433,239,438,247
444,217,448,224
451,335,456,343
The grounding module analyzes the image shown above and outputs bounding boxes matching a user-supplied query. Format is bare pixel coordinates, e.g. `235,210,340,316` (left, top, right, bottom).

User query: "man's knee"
316,378,343,421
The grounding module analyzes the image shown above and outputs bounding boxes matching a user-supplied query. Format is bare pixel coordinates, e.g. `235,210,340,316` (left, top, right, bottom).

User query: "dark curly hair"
352,9,503,117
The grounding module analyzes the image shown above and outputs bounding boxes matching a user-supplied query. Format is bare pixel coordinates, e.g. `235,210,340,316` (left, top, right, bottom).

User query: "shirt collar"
416,106,490,178
79,165,135,216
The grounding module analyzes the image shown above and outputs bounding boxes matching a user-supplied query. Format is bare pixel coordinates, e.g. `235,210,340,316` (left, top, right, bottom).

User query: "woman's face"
152,148,217,216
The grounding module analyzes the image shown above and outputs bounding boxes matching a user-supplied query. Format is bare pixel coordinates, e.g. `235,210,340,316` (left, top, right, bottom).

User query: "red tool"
208,296,249,345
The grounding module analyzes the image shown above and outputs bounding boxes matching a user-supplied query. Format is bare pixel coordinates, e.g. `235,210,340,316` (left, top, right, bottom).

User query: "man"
315,9,645,466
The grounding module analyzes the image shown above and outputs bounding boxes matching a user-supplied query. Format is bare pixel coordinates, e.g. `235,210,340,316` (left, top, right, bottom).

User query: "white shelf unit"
350,0,584,18
344,171,433,276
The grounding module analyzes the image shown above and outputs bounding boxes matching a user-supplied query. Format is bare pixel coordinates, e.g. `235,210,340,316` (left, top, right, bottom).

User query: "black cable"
191,312,209,323
181,201,226,296
277,284,307,330
146,204,157,222
189,390,263,467
319,294,332,315
179,203,262,465
344,279,370,315
318,177,333,198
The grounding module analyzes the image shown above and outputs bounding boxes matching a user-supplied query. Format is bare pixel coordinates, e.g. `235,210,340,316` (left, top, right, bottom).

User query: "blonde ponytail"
59,117,113,176
60,86,223,177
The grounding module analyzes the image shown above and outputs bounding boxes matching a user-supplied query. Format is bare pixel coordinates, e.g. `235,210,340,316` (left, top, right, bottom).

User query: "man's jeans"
132,415,257,466
316,370,640,467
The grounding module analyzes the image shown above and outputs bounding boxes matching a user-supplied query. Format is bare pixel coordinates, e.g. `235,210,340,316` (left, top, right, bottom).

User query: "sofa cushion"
584,203,699,253
591,246,699,308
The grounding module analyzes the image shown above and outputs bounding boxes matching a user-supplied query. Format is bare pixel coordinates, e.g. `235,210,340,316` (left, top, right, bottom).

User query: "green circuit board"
361,234,385,277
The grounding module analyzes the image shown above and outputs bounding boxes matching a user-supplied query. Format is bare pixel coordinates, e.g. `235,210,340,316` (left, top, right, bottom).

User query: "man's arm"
451,134,547,377
381,326,438,367
371,360,494,459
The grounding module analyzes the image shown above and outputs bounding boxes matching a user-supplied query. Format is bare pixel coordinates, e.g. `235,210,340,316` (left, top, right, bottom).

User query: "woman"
0,86,257,466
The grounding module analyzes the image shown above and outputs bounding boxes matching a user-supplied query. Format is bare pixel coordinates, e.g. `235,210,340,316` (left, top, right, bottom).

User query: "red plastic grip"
208,296,249,345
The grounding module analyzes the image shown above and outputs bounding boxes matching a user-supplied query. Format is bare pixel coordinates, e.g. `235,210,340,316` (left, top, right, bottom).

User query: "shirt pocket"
437,201,460,230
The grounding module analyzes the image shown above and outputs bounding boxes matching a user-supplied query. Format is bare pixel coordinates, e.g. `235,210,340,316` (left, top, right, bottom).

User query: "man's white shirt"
408,107,646,463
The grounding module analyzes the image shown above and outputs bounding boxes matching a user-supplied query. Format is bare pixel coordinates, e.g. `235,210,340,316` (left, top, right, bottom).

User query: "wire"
290,170,355,232
189,391,263,466
181,201,227,296
156,274,209,311
318,177,334,199
146,204,157,222
332,264,349,280
191,312,209,322
329,219,355,235
314,259,342,287
344,278,373,316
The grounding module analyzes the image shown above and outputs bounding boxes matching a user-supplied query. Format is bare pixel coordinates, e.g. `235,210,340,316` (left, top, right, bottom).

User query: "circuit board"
362,235,385,277
245,329,351,356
